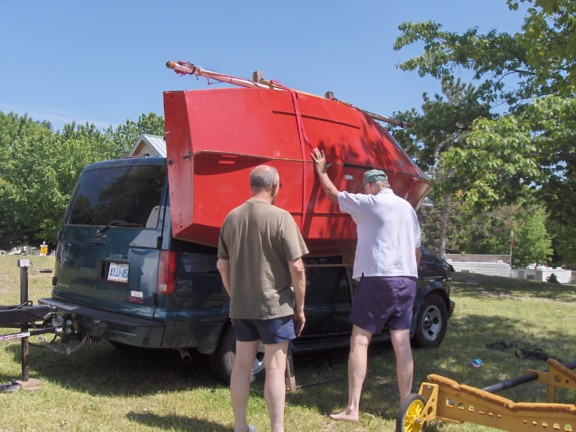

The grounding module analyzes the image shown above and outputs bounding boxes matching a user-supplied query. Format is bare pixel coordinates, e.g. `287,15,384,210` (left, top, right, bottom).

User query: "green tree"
0,112,54,248
0,111,166,249
393,78,494,255
512,0,576,96
511,206,552,267
548,219,576,268
104,113,165,156
394,0,575,104
393,0,575,265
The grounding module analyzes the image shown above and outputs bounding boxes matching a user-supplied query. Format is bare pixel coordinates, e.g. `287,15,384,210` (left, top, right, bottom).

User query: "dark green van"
41,156,455,383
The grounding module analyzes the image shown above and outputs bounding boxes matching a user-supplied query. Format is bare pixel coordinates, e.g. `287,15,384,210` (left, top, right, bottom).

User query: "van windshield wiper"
96,220,143,237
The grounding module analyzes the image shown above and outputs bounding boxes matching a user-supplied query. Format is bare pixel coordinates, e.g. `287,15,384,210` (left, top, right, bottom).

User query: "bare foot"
329,409,359,422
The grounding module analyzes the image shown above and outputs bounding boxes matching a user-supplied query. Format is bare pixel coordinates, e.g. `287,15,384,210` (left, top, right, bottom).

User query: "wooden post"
15,259,43,391
18,259,30,382
285,342,297,393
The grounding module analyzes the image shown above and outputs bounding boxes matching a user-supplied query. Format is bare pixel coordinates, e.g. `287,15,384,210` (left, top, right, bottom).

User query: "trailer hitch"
0,259,67,392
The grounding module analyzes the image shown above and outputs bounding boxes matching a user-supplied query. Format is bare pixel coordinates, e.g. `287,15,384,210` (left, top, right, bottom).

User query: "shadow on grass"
3,309,574,425
2,341,224,396
127,411,229,432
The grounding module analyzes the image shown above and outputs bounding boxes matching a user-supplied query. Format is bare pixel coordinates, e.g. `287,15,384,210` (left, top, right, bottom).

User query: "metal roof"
127,134,166,157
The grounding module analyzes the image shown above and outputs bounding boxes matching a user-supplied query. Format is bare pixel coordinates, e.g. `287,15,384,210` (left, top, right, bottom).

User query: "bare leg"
390,329,413,402
264,341,289,432
231,340,259,432
329,325,372,422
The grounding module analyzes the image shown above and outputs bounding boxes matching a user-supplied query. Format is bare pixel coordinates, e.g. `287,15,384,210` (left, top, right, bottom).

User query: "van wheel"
412,294,448,349
209,325,266,384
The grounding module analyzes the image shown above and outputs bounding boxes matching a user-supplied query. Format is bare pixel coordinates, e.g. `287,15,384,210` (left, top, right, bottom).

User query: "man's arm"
415,247,422,266
311,148,340,203
216,258,232,296
288,257,306,337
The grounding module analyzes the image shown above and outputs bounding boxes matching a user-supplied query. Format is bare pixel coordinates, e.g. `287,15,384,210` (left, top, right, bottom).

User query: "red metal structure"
164,62,430,256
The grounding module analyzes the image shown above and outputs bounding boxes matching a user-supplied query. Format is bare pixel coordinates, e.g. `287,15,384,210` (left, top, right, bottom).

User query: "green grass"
1,255,575,431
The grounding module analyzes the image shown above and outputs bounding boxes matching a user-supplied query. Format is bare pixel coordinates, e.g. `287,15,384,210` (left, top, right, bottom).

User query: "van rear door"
53,158,167,320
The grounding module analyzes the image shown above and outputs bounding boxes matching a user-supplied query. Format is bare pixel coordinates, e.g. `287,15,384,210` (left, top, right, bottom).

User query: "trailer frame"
397,358,576,432
0,259,62,391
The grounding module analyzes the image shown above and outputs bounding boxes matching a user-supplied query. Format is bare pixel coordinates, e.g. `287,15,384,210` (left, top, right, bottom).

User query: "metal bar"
0,305,55,326
166,61,412,128
0,327,60,342
0,331,30,342
166,61,268,90
482,360,576,393
18,260,30,382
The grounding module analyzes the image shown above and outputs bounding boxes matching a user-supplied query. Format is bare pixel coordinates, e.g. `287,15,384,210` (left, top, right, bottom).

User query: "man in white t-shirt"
311,148,422,423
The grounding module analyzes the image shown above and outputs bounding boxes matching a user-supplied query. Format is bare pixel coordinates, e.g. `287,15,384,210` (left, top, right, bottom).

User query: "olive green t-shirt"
218,198,309,319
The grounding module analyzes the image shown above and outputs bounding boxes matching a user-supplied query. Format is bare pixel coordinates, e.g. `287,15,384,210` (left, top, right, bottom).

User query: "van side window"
68,165,166,227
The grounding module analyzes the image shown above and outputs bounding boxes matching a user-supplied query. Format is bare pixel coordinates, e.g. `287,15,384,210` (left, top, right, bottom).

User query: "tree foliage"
394,0,575,103
392,0,575,267
0,112,164,250
511,206,553,267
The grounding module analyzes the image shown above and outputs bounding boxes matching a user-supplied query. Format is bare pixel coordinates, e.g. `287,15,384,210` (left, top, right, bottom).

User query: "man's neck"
251,191,273,204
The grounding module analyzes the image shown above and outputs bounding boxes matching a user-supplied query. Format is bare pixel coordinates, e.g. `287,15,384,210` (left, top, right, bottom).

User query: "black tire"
209,325,265,384
396,393,427,432
412,294,448,349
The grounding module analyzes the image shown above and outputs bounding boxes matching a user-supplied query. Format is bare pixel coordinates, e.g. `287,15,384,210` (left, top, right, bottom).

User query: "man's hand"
311,148,328,174
310,147,340,203
293,309,306,337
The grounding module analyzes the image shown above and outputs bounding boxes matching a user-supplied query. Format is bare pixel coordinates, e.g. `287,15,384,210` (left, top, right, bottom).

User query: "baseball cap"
363,169,388,184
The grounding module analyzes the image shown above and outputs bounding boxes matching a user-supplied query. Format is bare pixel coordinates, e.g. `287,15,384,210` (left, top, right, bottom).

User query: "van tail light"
157,250,177,295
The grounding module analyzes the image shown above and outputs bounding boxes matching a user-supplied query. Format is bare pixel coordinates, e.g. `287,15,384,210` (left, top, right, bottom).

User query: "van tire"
412,294,448,349
209,324,265,384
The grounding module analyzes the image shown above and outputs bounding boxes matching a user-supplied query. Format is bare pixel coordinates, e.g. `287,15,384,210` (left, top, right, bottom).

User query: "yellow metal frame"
410,359,576,431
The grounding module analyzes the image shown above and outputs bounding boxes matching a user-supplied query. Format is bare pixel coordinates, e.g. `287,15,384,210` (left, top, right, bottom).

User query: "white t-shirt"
338,188,421,280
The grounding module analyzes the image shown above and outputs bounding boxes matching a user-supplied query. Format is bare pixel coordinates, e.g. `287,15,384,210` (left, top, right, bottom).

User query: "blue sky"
0,1,526,132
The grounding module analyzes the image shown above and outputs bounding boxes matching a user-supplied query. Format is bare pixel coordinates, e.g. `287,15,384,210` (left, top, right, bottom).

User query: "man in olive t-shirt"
217,164,308,432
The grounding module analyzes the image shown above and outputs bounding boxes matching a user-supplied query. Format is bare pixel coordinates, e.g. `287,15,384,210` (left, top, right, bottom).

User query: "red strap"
270,80,311,229
270,80,313,156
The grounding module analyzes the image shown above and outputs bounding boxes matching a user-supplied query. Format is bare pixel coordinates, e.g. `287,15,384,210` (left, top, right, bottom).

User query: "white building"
127,134,166,157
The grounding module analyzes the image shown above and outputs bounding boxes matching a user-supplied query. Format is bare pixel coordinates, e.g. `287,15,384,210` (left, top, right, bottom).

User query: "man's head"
250,165,280,203
362,169,389,194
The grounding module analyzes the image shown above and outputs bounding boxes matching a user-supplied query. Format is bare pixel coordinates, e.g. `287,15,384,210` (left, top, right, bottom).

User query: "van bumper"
39,298,226,353
40,297,165,348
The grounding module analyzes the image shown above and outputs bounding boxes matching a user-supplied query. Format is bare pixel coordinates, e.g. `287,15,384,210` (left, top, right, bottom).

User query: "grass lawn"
0,255,575,431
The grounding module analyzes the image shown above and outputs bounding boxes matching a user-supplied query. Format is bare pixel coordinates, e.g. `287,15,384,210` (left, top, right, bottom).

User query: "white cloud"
0,103,115,132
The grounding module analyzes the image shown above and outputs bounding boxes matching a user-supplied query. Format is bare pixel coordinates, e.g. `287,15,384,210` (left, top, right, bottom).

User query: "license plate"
107,262,129,283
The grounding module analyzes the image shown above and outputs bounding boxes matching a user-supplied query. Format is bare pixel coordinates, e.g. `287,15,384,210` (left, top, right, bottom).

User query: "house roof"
127,134,167,157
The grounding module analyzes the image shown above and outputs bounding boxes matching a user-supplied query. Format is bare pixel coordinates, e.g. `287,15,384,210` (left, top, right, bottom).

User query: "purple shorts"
232,316,295,344
350,276,417,333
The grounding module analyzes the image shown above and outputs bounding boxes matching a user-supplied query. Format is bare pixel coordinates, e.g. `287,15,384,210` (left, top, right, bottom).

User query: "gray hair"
250,165,279,192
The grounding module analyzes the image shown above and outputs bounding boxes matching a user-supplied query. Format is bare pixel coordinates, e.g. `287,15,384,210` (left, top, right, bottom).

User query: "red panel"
164,87,430,255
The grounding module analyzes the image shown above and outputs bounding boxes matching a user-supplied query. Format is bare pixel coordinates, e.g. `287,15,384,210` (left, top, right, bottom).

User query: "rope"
269,80,313,230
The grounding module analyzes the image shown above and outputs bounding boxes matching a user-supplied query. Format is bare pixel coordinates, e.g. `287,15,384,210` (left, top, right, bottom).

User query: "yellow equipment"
397,358,576,432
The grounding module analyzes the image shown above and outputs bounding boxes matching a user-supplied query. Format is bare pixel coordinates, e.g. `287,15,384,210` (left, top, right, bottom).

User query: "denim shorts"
350,276,416,333
232,315,295,344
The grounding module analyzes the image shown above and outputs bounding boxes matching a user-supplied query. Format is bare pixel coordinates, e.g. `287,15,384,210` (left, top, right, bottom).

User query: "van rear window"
68,164,166,227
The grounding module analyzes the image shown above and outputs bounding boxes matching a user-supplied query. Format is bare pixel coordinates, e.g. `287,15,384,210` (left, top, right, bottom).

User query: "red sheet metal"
164,87,430,256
